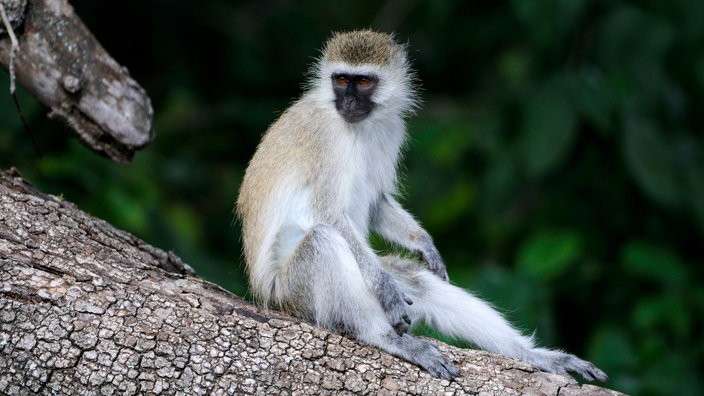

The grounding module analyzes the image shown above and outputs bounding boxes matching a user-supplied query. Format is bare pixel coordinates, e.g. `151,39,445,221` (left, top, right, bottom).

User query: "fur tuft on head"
323,29,404,66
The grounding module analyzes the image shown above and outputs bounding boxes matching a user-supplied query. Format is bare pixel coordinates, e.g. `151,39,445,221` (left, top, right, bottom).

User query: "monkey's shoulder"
261,100,343,151
273,98,331,127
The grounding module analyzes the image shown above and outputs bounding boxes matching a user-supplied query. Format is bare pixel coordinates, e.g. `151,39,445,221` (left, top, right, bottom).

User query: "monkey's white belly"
270,184,313,265
272,167,380,267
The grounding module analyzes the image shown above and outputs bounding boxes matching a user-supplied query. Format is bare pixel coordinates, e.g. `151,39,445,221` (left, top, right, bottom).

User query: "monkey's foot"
391,334,459,380
526,348,608,382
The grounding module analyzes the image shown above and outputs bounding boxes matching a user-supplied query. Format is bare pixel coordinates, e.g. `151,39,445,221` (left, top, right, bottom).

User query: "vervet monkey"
236,30,607,381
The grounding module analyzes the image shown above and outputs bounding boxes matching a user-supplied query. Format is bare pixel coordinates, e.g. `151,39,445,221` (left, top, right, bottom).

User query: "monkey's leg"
276,224,458,379
382,256,608,382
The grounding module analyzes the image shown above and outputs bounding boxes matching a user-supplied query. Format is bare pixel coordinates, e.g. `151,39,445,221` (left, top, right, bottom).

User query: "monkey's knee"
292,224,349,261
282,224,381,322
274,223,345,268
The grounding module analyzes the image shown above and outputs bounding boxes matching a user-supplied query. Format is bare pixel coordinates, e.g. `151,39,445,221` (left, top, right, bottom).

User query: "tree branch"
0,0,153,163
0,168,625,395
0,0,24,34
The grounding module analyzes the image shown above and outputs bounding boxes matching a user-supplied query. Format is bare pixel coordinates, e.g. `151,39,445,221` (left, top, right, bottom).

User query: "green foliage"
623,119,679,207
622,241,687,286
2,1,703,394
518,77,579,179
517,230,583,280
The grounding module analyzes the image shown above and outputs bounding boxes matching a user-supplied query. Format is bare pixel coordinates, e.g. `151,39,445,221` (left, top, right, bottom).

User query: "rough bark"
0,0,153,164
0,168,625,396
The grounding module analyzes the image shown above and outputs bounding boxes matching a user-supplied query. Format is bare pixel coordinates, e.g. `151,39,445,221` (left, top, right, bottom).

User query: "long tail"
405,268,534,358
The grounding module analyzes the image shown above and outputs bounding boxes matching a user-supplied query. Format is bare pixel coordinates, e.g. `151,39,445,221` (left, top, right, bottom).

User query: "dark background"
2,1,703,394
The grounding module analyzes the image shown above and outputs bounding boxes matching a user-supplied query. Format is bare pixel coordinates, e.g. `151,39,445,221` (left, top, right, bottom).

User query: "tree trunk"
0,168,625,395
0,0,153,164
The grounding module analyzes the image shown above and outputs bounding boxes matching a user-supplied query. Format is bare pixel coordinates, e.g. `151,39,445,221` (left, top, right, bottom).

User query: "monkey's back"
236,99,332,300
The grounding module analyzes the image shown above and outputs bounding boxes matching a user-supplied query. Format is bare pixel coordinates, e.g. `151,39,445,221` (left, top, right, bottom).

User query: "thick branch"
0,168,625,395
0,0,153,163
0,0,25,33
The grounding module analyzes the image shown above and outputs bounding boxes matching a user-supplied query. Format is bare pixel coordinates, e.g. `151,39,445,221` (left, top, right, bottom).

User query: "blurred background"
1,1,703,394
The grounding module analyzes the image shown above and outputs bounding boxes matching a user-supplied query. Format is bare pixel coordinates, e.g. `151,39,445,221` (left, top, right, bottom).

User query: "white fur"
404,268,534,357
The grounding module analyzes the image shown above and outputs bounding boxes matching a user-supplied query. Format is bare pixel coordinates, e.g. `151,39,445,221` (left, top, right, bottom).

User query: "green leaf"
519,83,578,179
103,187,149,236
166,203,203,246
497,48,532,88
469,265,546,334
622,241,687,286
479,154,517,219
427,122,474,168
681,141,704,235
585,324,640,393
623,117,679,207
632,296,689,338
569,70,614,134
428,181,474,228
516,230,583,280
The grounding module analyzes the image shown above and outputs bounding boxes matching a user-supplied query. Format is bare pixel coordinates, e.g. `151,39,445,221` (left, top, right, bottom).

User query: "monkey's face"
331,73,378,123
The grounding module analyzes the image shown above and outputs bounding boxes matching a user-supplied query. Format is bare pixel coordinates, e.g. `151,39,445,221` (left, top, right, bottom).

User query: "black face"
332,73,378,123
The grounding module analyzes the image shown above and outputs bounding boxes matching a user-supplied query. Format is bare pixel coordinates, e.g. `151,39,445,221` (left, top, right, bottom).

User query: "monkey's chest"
336,152,395,235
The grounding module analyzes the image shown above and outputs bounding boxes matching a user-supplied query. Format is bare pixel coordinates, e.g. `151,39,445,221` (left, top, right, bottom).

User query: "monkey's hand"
375,273,414,335
416,246,450,282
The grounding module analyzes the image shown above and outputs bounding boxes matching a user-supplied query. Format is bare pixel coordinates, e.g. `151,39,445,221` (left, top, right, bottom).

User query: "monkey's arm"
371,194,449,281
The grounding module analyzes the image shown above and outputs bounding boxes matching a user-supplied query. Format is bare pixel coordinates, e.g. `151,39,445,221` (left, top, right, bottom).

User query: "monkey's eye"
335,75,349,85
358,77,371,86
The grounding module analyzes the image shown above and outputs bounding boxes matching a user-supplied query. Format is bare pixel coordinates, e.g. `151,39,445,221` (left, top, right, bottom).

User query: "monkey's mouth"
336,101,375,123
